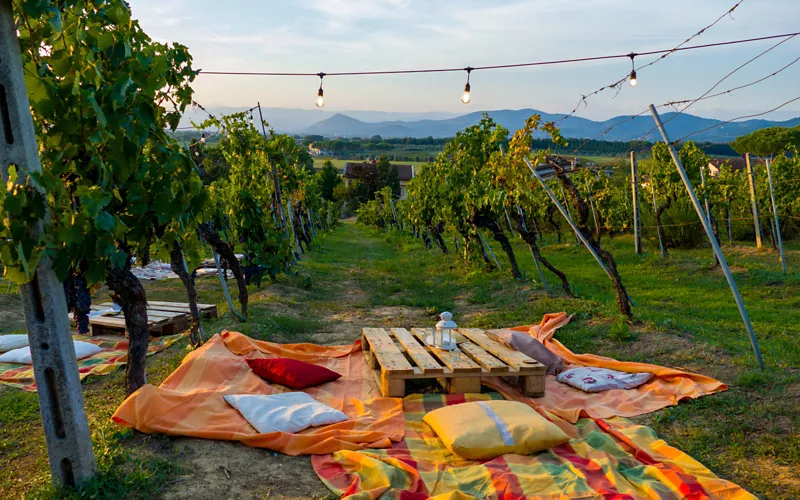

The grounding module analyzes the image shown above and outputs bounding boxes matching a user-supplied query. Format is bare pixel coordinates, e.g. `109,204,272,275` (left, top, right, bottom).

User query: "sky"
129,0,800,121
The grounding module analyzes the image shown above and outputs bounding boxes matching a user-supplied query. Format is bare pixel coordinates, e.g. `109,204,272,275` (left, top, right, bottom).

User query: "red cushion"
246,357,341,389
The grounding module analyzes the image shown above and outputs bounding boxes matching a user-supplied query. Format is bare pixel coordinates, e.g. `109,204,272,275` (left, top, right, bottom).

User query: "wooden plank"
458,328,544,373
380,371,406,398
390,328,444,375
101,301,217,318
362,328,414,376
410,328,481,374
446,376,482,394
459,342,508,373
520,375,545,398
146,301,217,311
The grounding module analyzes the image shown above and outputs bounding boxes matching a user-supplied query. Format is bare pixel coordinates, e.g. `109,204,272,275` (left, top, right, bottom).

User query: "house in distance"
343,160,415,200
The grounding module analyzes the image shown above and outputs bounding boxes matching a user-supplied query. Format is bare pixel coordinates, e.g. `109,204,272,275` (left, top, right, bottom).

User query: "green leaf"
95,211,116,231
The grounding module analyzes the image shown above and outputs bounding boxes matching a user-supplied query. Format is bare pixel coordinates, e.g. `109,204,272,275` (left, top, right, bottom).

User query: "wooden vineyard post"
765,158,786,274
0,2,97,485
630,152,642,254
699,165,718,264
649,105,764,370
745,153,763,249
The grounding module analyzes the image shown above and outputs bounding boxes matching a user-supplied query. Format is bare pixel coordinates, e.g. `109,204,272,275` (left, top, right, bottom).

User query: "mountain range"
180,107,800,143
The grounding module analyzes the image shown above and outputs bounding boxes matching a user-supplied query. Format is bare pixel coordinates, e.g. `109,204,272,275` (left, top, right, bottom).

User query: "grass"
1,222,799,498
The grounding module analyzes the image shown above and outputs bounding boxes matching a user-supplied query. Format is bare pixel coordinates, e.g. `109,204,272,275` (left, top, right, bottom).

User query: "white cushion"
556,366,653,393
223,392,348,434
0,340,102,364
0,334,29,353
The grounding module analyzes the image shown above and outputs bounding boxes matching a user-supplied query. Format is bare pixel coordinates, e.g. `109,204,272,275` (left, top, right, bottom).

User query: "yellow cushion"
422,400,569,460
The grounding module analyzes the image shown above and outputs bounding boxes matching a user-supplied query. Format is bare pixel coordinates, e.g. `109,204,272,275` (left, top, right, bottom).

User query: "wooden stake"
745,153,763,249
650,105,764,370
630,152,642,254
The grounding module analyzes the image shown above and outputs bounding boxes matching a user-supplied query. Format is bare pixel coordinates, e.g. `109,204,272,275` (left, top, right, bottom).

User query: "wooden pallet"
361,327,545,398
79,301,217,337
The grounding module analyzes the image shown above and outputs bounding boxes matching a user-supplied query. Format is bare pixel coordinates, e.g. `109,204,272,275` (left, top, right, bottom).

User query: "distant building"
343,160,415,200
707,156,760,177
307,143,333,156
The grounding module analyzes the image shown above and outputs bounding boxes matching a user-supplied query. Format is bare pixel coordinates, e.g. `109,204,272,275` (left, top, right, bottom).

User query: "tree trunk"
726,206,733,245
429,222,448,254
169,241,202,345
557,171,632,318
199,223,248,317
510,210,573,297
472,212,521,279
106,261,149,395
654,198,672,258
546,206,562,243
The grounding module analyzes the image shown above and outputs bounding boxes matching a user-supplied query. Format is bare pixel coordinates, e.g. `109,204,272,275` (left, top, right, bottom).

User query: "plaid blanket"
0,333,187,391
312,393,755,500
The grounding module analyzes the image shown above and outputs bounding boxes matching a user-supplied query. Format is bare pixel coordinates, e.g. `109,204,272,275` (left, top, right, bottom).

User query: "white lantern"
434,311,458,350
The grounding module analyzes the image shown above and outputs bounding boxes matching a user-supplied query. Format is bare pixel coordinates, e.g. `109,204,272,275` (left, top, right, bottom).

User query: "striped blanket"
312,393,755,500
0,332,186,391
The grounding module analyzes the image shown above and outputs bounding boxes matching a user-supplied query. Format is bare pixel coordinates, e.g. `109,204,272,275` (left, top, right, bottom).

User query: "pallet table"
361,327,545,398
70,301,218,336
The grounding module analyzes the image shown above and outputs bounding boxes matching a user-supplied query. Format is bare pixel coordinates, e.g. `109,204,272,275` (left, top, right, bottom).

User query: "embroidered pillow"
556,366,653,393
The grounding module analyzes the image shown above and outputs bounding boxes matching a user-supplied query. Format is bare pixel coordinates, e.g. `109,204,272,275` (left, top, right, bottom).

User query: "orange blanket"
112,331,404,455
485,312,727,423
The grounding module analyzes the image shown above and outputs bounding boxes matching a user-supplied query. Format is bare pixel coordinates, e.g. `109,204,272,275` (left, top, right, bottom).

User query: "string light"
628,54,637,87
315,72,325,108
461,67,472,104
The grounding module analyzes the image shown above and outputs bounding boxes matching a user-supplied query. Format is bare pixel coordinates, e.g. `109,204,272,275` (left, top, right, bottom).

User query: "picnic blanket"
485,313,727,423
112,331,405,455
0,332,186,391
312,393,755,499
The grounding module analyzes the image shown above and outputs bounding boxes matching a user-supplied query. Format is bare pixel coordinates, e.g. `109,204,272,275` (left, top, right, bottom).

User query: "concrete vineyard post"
745,153,763,249
630,152,642,254
651,186,666,257
649,105,764,370
765,158,786,274
0,1,97,485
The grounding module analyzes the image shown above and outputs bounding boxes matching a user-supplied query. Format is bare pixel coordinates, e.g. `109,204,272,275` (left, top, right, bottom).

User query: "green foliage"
318,160,342,201
2,0,205,283
608,317,636,342
730,127,800,157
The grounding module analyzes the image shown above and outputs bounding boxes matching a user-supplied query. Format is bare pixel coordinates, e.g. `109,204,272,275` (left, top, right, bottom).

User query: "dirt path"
160,224,432,499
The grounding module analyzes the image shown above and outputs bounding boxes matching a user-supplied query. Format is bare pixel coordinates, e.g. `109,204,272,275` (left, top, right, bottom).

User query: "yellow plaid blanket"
312,393,755,499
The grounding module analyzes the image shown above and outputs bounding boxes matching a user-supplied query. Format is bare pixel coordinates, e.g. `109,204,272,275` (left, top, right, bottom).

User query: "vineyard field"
1,222,798,499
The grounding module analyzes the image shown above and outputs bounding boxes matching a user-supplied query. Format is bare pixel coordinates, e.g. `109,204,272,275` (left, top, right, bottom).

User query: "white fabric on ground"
0,340,102,364
223,392,348,434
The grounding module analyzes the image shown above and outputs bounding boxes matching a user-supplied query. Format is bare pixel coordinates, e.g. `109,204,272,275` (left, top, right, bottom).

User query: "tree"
730,127,800,157
318,160,342,201
3,0,205,394
376,156,400,198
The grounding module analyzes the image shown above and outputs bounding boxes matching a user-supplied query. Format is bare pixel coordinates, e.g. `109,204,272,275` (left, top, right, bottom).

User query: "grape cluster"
63,272,91,334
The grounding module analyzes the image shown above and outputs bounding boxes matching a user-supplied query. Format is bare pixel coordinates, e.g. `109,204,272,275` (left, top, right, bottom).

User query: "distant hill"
177,106,800,143
301,109,800,143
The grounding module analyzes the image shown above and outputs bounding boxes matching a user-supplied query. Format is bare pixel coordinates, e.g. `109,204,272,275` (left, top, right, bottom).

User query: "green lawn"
1,222,798,498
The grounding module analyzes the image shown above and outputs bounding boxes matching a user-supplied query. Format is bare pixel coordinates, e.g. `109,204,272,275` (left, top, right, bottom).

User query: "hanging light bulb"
628,53,637,87
315,72,326,108
200,132,206,144
461,67,473,104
